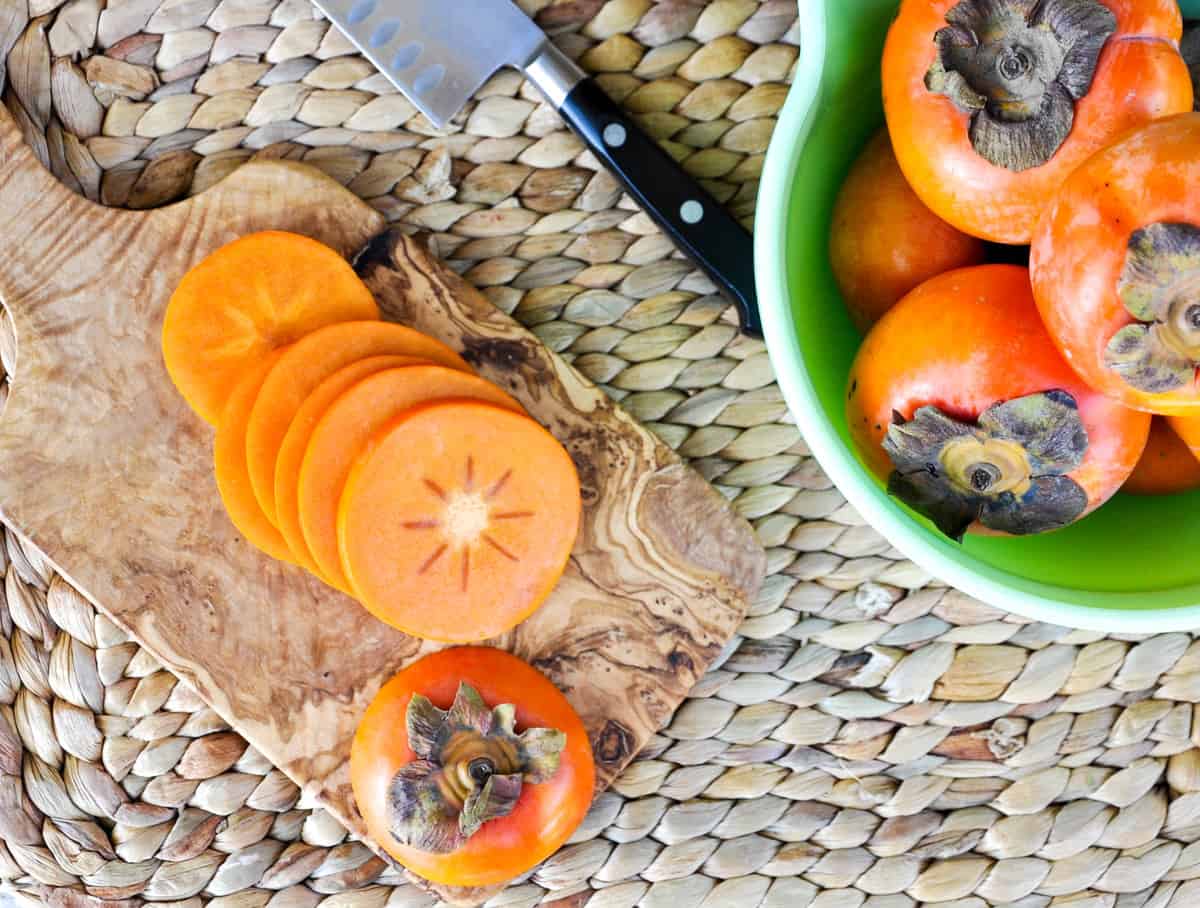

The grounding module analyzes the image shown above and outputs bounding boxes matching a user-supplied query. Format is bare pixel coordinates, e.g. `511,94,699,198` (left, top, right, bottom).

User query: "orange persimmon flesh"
246,321,472,525
1124,417,1200,496
214,349,297,564
163,231,380,424
338,401,581,642
274,355,427,583
298,367,524,591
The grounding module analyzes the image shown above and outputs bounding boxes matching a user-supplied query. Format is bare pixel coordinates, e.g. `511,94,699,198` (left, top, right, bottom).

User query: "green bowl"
755,0,1200,631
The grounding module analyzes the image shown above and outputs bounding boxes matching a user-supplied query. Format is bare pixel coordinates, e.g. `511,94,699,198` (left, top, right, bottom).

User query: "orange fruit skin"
847,265,1151,532
1124,417,1200,495
883,0,1192,244
1168,414,1200,462
297,366,524,591
1031,114,1200,416
213,350,297,564
830,130,986,332
351,647,595,888
337,401,581,643
163,231,380,424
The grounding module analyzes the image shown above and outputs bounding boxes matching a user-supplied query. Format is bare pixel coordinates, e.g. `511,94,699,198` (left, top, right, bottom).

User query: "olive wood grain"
0,101,765,899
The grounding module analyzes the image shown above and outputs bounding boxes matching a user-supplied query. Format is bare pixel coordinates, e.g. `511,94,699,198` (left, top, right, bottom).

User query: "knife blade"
311,0,761,336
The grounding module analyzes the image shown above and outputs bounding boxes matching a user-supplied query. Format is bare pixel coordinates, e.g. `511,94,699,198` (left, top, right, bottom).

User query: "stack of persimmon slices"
161,231,582,643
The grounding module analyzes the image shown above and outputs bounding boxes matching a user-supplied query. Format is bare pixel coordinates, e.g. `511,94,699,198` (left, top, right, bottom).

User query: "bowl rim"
753,0,1200,632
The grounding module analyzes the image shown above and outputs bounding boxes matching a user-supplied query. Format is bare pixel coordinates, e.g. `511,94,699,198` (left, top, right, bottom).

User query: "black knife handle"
557,79,762,337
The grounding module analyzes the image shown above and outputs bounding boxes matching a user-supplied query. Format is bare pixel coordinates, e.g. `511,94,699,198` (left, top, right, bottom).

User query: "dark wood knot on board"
668,648,695,673
353,229,408,284
594,719,635,768
460,336,534,373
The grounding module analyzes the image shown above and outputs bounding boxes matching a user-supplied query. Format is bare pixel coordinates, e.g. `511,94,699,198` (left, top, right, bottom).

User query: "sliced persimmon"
337,401,581,642
246,321,472,524
163,231,380,424
274,354,425,584
214,349,297,564
298,366,524,590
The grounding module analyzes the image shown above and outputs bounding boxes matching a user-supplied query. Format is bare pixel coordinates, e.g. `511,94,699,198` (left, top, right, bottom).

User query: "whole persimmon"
1168,414,1200,461
1031,114,1200,415
830,129,986,332
1123,417,1200,495
351,647,595,888
847,265,1150,540
883,0,1192,244
1185,25,1200,106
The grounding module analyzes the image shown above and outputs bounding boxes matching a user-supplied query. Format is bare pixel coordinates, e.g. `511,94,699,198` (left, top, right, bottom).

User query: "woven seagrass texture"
0,1,1198,907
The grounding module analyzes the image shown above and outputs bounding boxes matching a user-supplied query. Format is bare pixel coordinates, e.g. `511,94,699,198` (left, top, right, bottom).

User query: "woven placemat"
1,1,1198,907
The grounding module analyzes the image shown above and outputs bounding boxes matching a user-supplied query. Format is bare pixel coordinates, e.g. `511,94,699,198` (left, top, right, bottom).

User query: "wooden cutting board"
0,102,765,898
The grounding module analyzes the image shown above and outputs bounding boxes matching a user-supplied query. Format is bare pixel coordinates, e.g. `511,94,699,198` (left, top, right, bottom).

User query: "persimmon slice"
274,354,424,584
163,231,380,424
337,401,581,642
246,321,472,524
298,367,524,591
214,349,297,564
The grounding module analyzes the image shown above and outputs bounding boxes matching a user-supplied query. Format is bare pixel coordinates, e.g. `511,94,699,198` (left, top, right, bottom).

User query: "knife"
309,0,762,336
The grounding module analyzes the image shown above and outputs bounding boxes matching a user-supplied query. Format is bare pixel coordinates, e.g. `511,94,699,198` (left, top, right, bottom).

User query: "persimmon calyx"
1106,222,1200,393
883,390,1089,541
387,682,566,854
924,0,1116,172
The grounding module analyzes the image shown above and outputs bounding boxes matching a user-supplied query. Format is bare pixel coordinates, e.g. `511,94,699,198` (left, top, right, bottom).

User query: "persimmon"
274,354,424,584
298,366,524,591
1123,417,1200,495
213,350,297,564
830,129,986,331
246,321,471,524
351,647,594,887
338,401,581,642
882,0,1192,244
1184,24,1200,108
1167,414,1200,460
847,265,1150,540
163,231,380,424
1031,114,1200,415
